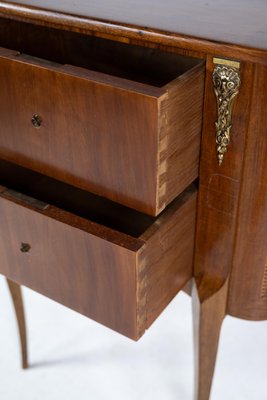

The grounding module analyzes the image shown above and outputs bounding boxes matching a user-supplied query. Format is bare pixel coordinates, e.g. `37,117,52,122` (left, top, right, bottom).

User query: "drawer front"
0,184,197,340
0,47,204,215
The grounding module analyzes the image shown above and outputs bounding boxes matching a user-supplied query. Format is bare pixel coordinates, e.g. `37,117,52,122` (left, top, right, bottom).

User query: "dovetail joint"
261,259,267,298
136,249,148,337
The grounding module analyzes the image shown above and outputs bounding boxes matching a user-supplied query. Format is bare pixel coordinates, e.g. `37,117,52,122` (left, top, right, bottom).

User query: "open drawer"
0,159,196,340
0,18,204,216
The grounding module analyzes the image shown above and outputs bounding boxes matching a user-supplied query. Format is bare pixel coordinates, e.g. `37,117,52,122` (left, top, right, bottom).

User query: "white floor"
0,275,266,400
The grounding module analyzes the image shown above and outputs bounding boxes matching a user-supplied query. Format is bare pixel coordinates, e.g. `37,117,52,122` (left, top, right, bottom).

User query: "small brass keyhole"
20,243,31,253
31,114,42,128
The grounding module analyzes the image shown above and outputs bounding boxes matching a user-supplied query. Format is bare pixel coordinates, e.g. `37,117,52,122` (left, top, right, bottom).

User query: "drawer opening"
0,158,162,238
0,18,202,87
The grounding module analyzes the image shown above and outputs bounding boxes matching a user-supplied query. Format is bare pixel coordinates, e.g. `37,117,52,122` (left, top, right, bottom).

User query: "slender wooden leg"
192,279,228,400
6,278,28,369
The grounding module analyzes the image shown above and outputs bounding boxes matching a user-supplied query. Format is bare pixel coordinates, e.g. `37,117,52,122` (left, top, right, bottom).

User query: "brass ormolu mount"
213,58,241,166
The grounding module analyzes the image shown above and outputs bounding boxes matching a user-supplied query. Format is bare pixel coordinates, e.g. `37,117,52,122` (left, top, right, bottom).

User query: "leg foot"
6,278,28,369
192,279,228,400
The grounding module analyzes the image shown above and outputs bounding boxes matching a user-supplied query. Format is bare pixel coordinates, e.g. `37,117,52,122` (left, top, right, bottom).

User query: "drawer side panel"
138,187,197,331
157,64,204,212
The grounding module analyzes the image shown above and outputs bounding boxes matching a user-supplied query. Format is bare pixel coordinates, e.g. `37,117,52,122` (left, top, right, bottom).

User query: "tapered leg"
6,278,28,369
192,279,228,400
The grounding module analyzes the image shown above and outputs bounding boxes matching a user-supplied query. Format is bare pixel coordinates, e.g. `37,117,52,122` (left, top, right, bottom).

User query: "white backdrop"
0,275,266,400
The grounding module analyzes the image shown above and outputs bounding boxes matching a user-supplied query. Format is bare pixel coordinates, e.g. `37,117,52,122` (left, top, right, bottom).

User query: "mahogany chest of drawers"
0,1,267,399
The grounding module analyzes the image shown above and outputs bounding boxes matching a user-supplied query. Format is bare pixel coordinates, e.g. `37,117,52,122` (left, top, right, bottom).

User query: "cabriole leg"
6,278,28,369
192,280,228,400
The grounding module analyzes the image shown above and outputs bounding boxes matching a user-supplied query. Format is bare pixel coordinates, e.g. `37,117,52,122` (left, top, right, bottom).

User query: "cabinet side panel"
194,56,254,302
228,64,267,320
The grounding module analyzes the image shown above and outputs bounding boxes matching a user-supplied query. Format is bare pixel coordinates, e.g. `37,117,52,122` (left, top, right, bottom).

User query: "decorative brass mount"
213,58,241,166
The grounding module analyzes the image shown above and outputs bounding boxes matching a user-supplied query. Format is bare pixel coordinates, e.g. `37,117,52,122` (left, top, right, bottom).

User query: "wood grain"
6,278,28,369
190,45,267,398
228,64,267,321
140,187,197,329
0,0,267,65
0,162,197,339
158,64,204,212
0,191,143,339
194,57,254,303
0,18,201,87
1,2,266,395
0,41,203,215
193,279,228,400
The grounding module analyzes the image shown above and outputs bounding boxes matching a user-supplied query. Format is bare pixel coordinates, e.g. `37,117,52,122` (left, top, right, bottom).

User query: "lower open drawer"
0,160,196,340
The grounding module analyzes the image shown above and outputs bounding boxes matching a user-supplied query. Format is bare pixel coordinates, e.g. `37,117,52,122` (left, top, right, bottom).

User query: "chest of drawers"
0,1,267,399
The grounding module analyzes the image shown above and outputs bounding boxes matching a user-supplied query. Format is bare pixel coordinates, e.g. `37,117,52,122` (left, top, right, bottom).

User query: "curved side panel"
228,64,267,320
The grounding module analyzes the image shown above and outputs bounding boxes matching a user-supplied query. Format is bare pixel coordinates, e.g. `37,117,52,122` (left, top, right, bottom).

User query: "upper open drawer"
0,19,205,215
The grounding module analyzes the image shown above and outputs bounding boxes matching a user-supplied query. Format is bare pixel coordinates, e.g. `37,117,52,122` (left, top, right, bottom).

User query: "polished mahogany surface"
228,63,267,321
0,160,197,339
0,36,204,215
0,2,267,399
1,0,267,51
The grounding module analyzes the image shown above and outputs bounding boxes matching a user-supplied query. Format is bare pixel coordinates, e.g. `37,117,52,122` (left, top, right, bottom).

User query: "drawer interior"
0,18,201,87
0,159,164,238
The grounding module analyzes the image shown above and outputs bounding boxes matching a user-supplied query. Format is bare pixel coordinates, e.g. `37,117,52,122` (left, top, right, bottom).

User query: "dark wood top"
1,0,267,52
0,0,267,66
